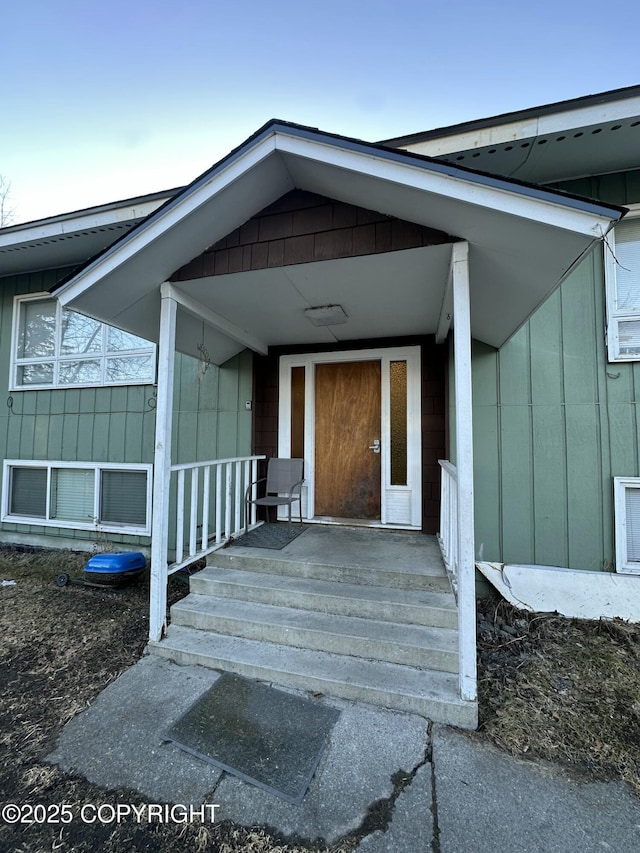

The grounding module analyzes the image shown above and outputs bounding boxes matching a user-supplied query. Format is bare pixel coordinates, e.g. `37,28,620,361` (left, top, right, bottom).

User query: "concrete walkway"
47,655,640,852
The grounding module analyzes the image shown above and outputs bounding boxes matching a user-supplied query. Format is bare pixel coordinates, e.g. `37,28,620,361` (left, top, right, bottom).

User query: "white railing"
168,454,265,573
438,460,458,592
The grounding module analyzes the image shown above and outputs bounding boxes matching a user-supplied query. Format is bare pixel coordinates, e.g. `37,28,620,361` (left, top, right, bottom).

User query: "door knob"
368,439,381,454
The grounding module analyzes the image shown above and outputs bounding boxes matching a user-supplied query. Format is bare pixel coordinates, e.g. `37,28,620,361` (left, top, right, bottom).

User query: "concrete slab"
47,656,224,803
216,700,428,845
355,763,433,852
432,725,640,853
48,654,640,851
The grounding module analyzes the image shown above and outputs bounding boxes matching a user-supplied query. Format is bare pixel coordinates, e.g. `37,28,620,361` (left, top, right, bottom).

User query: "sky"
3,0,640,225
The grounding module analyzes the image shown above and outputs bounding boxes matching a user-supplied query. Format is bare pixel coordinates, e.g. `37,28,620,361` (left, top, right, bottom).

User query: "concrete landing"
226,525,448,581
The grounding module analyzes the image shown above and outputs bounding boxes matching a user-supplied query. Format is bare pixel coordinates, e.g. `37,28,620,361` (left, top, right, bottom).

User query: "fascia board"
0,197,173,250
391,93,640,156
274,133,622,237
56,134,278,307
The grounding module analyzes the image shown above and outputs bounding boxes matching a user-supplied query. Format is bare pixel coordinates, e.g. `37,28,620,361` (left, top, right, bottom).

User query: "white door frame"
278,345,422,529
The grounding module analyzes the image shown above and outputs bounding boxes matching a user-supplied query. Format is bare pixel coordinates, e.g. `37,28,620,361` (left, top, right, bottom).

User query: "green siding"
0,268,253,550
468,169,640,571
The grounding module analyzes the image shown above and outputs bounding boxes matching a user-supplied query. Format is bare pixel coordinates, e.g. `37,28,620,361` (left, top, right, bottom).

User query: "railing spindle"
189,467,199,557
167,455,265,574
176,469,185,564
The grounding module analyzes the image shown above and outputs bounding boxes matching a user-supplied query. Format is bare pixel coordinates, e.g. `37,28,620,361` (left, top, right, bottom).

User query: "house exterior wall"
0,267,252,551
469,169,640,570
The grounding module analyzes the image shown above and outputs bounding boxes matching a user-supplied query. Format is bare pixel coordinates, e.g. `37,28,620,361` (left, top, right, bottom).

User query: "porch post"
149,283,177,642
452,241,477,702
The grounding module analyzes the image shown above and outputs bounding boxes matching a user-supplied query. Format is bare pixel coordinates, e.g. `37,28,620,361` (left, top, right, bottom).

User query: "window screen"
615,218,640,312
625,487,640,563
10,467,47,517
100,470,147,526
608,217,640,361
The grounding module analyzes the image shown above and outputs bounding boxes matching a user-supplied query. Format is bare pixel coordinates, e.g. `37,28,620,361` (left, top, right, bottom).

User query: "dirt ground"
476,597,640,794
1,548,640,852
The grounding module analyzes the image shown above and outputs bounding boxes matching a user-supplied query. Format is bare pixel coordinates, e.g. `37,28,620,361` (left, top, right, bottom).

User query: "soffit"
390,87,640,183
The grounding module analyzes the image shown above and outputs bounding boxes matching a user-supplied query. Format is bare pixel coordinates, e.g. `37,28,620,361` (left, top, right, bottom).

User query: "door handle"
368,439,381,454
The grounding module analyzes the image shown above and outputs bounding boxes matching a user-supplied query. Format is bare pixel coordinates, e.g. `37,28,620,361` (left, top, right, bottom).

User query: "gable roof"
51,119,624,358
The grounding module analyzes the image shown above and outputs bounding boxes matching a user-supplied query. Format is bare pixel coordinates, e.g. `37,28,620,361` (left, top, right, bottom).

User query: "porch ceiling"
53,121,624,360
170,246,451,364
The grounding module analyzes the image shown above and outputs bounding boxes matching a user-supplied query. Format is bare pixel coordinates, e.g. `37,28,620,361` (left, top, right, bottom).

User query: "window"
11,295,156,389
2,461,152,535
614,477,640,574
605,209,640,362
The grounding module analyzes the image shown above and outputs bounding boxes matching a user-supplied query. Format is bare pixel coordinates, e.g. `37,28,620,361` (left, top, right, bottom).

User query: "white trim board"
477,561,640,622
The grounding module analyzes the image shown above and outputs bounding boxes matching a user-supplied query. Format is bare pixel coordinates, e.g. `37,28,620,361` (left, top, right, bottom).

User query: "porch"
52,120,621,724
148,522,477,729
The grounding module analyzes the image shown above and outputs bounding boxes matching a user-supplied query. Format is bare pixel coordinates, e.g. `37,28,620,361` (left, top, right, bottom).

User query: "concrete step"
190,567,458,629
170,594,459,672
148,625,477,728
210,549,451,593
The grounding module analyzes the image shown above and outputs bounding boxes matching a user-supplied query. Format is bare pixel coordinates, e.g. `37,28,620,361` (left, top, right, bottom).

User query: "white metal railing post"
225,463,233,537
452,241,477,703
215,464,222,544
440,466,448,561
234,460,242,533
149,283,177,642
242,459,250,529
251,457,259,526
189,467,199,556
201,465,210,551
175,469,185,564
438,460,458,582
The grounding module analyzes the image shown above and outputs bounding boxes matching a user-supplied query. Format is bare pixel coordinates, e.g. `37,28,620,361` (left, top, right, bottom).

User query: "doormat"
165,673,340,804
232,523,308,550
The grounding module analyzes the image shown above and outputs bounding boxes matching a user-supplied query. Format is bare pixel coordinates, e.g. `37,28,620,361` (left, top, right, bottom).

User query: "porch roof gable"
52,120,625,357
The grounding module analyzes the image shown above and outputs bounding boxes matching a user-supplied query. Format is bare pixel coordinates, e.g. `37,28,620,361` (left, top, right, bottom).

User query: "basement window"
2,460,152,535
614,477,640,574
605,209,640,362
10,294,156,389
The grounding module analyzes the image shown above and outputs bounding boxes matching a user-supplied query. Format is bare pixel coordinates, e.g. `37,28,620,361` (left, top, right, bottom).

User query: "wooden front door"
314,360,381,518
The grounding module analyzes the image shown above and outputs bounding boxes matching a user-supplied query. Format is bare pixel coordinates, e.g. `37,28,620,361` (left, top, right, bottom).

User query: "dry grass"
0,548,353,853
477,597,640,794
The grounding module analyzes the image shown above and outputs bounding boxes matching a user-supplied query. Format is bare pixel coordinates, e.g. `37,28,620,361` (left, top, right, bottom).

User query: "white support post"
149,283,177,642
452,242,477,703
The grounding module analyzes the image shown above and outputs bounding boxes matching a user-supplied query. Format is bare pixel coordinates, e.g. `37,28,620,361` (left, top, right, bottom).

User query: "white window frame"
1,460,153,535
614,476,640,574
605,204,640,362
9,293,157,390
